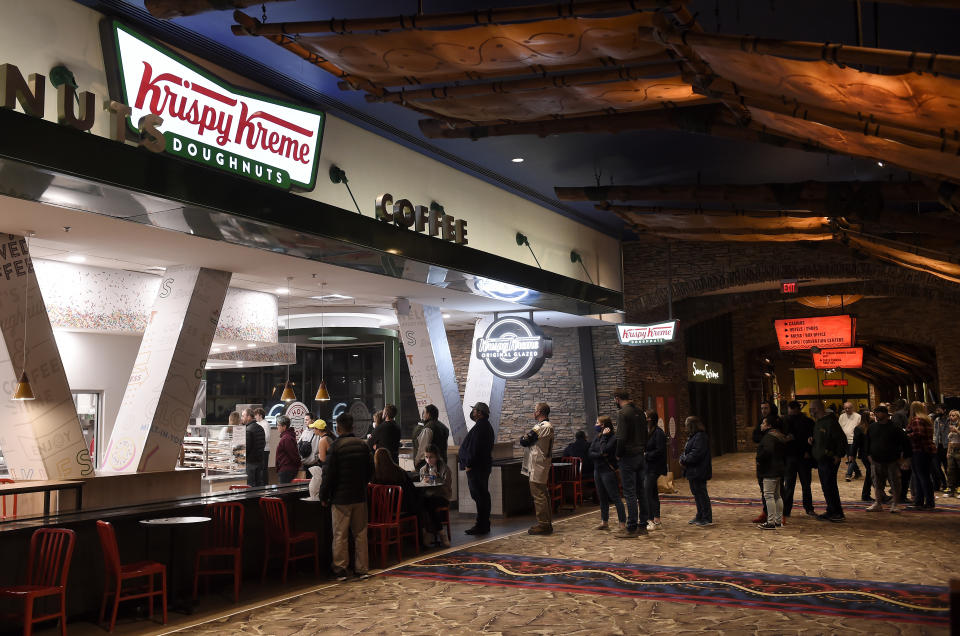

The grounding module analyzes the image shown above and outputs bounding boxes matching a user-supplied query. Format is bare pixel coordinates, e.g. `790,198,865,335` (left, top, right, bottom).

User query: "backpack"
298,430,314,460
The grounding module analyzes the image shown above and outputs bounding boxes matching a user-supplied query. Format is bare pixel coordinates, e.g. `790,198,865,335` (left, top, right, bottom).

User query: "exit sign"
781,279,798,294
822,379,849,387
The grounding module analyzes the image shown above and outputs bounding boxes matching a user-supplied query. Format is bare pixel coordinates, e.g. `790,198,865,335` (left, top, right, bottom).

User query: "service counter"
457,456,534,518
0,484,331,622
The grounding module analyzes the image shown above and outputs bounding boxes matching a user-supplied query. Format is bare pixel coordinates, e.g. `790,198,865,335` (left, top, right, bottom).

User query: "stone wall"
446,326,589,454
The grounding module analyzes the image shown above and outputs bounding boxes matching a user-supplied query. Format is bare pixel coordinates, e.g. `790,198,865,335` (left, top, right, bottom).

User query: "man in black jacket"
891,399,912,503
320,413,375,580
614,390,649,538
782,401,816,517
370,404,402,463
459,402,495,535
809,400,848,522
243,408,265,487
865,405,908,513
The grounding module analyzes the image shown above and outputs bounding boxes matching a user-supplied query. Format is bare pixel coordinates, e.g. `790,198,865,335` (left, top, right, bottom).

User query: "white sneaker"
866,502,882,512
646,521,655,530
438,533,451,548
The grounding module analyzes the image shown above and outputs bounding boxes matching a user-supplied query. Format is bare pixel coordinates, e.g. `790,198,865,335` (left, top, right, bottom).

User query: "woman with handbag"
588,416,625,530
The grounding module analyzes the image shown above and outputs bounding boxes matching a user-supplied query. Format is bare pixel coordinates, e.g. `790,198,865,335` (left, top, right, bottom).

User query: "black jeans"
933,446,948,490
817,458,843,517
912,452,935,508
644,471,661,520
277,470,296,484
595,468,625,524
466,467,491,531
860,457,872,500
845,443,862,478
258,450,270,485
688,478,711,522
246,464,260,487
782,456,814,515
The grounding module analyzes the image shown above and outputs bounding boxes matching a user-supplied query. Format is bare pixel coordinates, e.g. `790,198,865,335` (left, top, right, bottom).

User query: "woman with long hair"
906,401,937,509
371,447,419,516
679,416,713,526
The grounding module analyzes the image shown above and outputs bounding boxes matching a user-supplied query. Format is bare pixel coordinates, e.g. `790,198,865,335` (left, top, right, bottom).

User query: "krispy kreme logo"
105,21,324,189
476,317,552,379
616,320,678,346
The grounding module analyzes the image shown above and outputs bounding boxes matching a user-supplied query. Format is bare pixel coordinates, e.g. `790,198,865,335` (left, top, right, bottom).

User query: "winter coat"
319,434,375,505
588,431,618,473
615,403,647,458
524,419,554,484
644,426,668,476
459,417,495,472
756,429,787,479
811,413,847,463
679,430,712,481
245,422,265,467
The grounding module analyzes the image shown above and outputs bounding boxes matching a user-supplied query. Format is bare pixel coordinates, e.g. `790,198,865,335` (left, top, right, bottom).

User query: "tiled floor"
36,453,958,635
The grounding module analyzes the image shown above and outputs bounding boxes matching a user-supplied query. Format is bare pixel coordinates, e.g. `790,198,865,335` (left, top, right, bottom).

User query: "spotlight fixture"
511,157,524,163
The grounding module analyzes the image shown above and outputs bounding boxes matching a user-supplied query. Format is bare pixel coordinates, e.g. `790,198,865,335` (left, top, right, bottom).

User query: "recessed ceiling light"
511,157,524,163
442,313,451,319
275,287,289,294
211,348,221,353
246,343,257,348
66,255,86,263
385,249,400,255
145,266,166,271
877,161,884,167
310,293,353,301
228,345,237,350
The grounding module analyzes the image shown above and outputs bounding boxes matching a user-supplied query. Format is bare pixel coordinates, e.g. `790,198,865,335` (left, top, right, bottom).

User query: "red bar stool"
291,478,311,484
559,456,584,507
0,527,76,636
367,484,419,567
193,502,245,603
96,521,167,632
259,497,319,583
0,477,18,519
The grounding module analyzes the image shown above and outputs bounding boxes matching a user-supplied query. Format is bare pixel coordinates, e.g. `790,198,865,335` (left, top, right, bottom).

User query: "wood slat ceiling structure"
226,1,960,285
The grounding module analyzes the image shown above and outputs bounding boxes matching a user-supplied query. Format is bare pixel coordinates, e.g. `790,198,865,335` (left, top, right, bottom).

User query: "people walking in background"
320,412,374,581
614,390,649,538
243,408,265,487
521,402,555,535
865,405,907,513
644,409,667,531
680,416,712,526
751,401,778,524
839,402,863,482
588,416,624,531
852,409,874,502
809,400,847,522
756,415,787,530
782,401,815,517
891,399,912,503
906,401,937,509
460,402,495,536
945,410,960,497
274,415,300,484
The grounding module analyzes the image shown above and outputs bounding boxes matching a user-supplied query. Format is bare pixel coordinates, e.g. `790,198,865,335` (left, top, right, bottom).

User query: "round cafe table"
414,481,445,489
140,516,211,613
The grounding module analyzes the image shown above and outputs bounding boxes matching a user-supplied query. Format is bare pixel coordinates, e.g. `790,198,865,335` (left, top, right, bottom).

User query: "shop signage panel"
616,320,678,346
822,379,849,387
103,21,325,190
812,347,863,369
476,317,553,380
774,315,856,351
687,357,724,384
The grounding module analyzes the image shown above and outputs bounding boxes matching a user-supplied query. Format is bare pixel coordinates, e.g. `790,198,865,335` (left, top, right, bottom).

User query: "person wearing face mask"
459,402,495,535
588,416,623,530
418,445,453,547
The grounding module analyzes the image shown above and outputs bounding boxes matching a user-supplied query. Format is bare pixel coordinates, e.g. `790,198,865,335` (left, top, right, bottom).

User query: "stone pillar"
395,302,467,444
0,234,92,479
462,315,506,437
103,266,230,473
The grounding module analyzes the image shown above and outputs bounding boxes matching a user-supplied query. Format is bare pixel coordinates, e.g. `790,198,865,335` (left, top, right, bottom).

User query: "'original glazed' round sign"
475,316,553,379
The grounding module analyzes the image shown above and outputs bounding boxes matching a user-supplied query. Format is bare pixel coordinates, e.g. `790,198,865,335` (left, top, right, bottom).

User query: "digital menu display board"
774,315,856,351
812,347,863,369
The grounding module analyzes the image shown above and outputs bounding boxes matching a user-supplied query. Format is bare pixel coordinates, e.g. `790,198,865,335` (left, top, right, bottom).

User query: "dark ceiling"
78,0,960,238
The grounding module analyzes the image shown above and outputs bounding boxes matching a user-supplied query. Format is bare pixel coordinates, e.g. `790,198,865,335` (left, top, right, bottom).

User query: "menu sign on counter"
812,347,863,369
774,315,856,351
616,320,678,346
687,357,724,384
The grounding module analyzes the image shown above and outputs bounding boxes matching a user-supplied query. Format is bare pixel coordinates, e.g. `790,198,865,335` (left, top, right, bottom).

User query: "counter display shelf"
180,425,245,478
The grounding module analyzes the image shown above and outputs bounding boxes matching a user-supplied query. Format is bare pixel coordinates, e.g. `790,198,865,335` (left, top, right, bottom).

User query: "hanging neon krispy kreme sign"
476,317,553,379
616,320,678,346
104,21,324,189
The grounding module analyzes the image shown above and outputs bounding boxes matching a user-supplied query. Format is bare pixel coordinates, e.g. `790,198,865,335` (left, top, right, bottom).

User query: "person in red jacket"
275,416,301,484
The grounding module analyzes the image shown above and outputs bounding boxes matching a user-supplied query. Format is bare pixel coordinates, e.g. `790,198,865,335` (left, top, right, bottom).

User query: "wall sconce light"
329,164,361,215
515,232,542,269
570,251,594,284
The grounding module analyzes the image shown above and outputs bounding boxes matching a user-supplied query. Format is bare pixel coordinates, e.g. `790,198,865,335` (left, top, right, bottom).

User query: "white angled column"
395,302,467,444
103,266,230,473
0,234,92,479
462,315,506,437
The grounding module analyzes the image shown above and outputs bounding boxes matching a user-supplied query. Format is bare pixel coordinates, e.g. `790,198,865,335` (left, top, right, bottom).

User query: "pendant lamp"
315,282,330,401
12,233,35,401
281,277,296,402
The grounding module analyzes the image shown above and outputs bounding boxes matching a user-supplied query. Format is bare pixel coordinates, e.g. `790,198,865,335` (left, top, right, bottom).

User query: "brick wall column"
935,326,960,398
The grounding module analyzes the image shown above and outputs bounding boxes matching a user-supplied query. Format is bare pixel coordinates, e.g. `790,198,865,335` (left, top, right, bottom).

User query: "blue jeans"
619,454,648,531
689,478,711,522
594,467,625,524
911,452,935,508
644,471,661,519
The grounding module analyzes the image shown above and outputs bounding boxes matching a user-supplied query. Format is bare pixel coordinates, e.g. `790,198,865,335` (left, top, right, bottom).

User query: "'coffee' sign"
475,316,552,379
375,194,468,245
687,357,724,384
103,21,324,190
616,320,678,346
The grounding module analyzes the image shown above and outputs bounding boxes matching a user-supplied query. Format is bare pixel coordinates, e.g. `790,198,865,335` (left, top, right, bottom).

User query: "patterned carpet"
385,552,950,627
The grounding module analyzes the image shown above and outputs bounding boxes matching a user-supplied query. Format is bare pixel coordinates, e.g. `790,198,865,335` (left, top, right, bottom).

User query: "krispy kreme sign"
616,320,678,346
102,21,324,189
476,316,553,380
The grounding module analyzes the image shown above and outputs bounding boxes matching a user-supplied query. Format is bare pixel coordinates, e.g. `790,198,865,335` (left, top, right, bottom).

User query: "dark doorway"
685,313,737,456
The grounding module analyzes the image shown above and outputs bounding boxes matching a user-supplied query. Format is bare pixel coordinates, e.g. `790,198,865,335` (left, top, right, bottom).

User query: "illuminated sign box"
687,357,724,384
103,21,325,190
781,279,798,294
812,347,863,369
822,379,849,387
774,315,856,351
616,321,678,346
476,316,553,379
